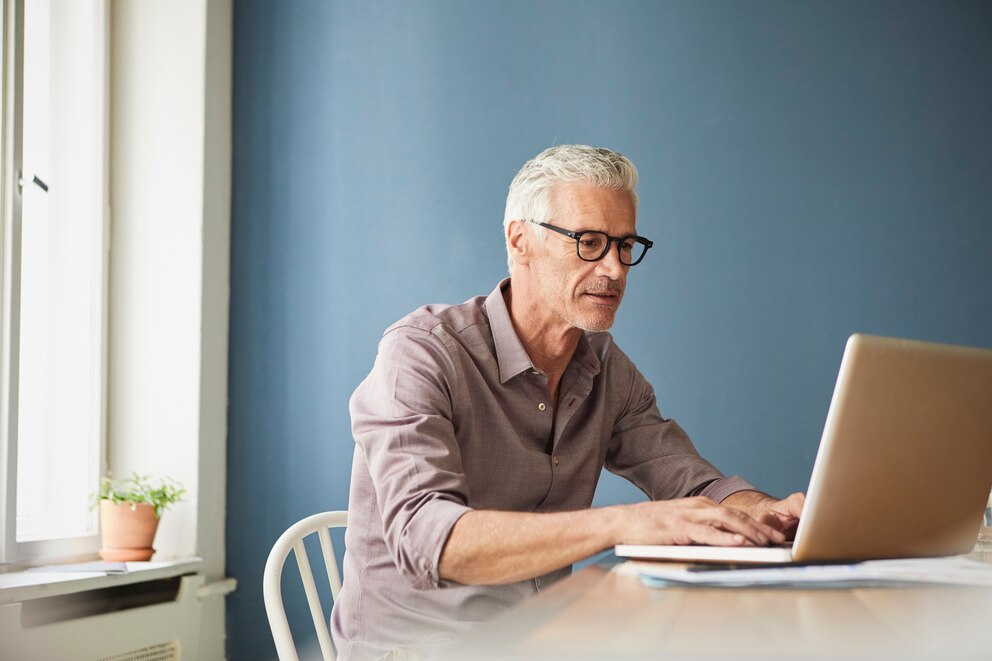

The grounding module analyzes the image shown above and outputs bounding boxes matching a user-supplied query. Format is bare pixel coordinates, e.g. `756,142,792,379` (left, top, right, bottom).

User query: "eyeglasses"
527,220,654,266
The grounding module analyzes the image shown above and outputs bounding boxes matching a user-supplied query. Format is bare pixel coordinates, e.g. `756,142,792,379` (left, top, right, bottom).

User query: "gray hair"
503,145,639,274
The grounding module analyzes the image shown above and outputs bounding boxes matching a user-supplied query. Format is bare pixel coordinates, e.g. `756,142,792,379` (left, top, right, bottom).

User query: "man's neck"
503,281,581,379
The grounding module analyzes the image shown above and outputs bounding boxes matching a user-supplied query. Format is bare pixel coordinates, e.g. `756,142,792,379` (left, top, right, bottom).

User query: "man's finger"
689,524,747,547
703,507,785,546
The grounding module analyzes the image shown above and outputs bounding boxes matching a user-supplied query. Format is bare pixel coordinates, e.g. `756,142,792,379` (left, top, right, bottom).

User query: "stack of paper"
629,557,992,589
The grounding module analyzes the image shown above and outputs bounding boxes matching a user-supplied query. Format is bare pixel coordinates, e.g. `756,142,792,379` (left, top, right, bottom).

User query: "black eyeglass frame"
527,220,654,266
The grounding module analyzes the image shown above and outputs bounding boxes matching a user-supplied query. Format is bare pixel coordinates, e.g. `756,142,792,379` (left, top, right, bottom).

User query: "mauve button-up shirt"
331,279,755,660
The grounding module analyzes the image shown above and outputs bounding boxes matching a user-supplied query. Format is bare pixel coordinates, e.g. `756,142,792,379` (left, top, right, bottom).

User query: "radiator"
0,574,205,660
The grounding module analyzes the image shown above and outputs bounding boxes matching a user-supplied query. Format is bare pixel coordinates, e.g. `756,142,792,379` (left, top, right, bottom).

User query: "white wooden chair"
263,511,348,661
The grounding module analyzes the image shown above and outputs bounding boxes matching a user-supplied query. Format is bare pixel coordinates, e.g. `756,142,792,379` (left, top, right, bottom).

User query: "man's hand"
614,497,787,547
721,490,805,541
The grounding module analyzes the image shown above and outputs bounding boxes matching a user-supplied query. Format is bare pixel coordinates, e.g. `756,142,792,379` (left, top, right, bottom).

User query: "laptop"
616,333,992,565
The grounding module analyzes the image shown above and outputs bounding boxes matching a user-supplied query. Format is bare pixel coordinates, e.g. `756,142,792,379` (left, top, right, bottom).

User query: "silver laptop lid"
792,334,992,562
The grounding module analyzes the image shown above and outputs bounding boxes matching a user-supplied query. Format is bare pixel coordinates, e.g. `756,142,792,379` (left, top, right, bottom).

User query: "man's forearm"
437,508,620,586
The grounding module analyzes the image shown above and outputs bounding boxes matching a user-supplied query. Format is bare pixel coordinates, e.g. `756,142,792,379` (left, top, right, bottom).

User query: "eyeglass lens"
576,232,647,265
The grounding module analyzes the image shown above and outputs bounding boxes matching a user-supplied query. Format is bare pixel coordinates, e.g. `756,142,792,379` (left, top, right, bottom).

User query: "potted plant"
96,473,185,561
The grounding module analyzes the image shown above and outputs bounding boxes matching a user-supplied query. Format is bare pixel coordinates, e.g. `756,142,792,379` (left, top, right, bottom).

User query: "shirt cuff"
697,475,758,504
419,499,473,589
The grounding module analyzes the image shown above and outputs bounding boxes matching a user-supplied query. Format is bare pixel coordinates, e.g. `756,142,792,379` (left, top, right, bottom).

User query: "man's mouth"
580,279,624,307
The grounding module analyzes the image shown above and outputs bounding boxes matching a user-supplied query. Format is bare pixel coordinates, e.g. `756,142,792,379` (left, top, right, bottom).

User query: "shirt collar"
485,278,534,383
485,278,602,384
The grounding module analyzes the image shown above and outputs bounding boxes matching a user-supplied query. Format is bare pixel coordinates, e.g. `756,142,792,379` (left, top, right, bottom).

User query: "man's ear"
506,219,532,268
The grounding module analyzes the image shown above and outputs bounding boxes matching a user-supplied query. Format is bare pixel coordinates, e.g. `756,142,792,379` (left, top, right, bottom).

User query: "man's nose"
595,243,626,279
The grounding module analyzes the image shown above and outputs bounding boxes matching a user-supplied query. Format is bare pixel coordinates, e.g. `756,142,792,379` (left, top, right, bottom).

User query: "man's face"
529,183,637,333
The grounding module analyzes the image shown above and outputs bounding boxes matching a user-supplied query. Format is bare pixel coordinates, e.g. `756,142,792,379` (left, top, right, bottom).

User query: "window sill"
0,557,204,605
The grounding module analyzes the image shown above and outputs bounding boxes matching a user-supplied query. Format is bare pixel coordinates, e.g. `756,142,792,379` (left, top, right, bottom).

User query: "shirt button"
537,402,546,411
552,455,559,465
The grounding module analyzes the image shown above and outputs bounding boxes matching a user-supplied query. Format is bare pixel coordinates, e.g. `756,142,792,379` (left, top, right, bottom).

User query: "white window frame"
0,0,110,565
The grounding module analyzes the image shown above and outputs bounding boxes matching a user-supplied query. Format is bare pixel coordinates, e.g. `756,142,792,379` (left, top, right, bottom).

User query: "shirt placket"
527,363,594,508
550,364,594,457
532,364,594,594
526,369,555,453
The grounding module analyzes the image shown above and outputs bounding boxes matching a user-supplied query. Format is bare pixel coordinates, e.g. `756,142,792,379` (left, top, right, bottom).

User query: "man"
331,145,804,660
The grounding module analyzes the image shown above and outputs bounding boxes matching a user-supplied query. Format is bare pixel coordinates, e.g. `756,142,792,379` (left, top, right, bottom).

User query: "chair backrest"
263,510,348,661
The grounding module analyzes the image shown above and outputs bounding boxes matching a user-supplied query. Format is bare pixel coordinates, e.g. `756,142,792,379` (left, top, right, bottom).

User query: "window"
1,0,109,564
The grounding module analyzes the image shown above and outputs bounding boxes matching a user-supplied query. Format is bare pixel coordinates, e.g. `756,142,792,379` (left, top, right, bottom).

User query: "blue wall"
228,1,992,657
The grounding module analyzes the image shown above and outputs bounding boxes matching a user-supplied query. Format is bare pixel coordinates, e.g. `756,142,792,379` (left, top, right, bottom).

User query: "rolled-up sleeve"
604,349,756,501
350,325,473,589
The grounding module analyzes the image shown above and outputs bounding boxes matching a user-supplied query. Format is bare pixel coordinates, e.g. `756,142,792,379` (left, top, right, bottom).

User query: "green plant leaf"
93,472,185,518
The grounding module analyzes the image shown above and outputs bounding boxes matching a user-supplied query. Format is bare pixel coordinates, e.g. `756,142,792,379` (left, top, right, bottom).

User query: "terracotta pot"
98,500,160,561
